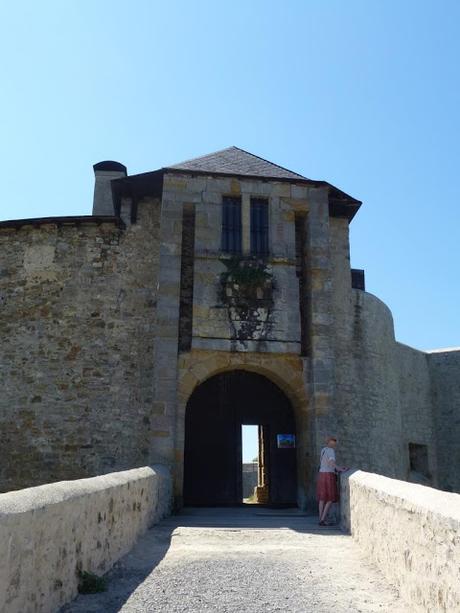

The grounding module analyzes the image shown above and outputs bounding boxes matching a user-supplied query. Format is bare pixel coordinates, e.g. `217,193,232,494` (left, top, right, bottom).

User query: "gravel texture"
62,508,406,613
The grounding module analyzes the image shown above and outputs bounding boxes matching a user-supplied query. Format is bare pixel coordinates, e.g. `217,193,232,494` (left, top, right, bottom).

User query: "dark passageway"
183,370,297,506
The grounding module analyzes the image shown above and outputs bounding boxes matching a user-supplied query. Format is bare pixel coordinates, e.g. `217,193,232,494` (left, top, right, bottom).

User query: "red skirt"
316,472,338,502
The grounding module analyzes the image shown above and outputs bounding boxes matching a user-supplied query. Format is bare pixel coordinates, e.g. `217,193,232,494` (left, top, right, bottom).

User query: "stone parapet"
340,470,460,612
0,465,171,613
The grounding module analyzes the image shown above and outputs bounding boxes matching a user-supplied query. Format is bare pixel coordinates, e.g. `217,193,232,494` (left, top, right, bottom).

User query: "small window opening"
409,443,431,481
295,212,308,356
222,196,242,253
178,204,195,352
351,269,365,290
250,198,269,255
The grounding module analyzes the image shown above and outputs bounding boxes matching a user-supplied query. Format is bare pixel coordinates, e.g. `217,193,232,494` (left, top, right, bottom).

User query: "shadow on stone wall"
339,469,358,533
61,524,174,613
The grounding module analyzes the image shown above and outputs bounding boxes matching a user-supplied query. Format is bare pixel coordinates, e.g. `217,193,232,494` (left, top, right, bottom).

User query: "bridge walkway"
62,507,406,612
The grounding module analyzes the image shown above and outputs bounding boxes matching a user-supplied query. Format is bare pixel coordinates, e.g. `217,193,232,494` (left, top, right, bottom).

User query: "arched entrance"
183,370,297,506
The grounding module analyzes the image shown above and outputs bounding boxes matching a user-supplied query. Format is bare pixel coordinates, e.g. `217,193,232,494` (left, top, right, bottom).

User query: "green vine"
218,255,275,345
219,256,272,288
77,570,107,594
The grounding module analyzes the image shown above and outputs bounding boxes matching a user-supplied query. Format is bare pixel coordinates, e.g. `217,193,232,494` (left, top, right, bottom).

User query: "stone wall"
180,172,303,354
329,219,414,481
340,470,460,612
176,349,310,508
1,167,458,506
332,287,406,478
0,465,171,613
157,173,329,508
0,201,160,492
242,462,258,498
429,348,460,492
329,227,441,490
307,215,457,499
328,217,352,458
396,342,438,486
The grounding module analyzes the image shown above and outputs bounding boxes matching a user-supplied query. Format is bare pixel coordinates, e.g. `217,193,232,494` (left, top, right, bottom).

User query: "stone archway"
175,350,312,509
183,370,297,506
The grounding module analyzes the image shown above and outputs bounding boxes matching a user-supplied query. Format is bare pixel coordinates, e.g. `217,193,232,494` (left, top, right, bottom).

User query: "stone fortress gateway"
0,147,459,509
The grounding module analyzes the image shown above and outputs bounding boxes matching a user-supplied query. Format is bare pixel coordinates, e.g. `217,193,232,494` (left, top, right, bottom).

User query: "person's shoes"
318,520,325,525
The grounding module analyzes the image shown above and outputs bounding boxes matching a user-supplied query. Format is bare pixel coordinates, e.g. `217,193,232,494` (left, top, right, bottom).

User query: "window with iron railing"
221,196,242,254
250,198,269,256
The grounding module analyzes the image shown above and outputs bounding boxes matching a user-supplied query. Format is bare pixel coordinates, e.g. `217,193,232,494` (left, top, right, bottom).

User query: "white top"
319,447,336,473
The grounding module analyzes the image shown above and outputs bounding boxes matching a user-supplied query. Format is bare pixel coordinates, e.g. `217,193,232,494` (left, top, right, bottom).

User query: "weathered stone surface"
0,201,160,492
429,348,460,492
332,288,405,478
397,342,438,485
185,174,304,353
242,462,258,498
175,348,309,506
0,159,459,511
340,470,460,612
0,465,171,613
62,508,404,613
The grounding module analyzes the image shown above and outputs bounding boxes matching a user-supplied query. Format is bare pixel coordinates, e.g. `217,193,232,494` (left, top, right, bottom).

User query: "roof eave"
111,169,164,215
112,167,362,222
0,215,125,231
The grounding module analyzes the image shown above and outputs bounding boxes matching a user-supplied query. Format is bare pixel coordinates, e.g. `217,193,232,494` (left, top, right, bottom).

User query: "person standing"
317,436,347,526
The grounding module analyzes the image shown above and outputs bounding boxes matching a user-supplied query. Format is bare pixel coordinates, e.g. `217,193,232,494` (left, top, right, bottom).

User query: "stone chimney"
92,161,127,216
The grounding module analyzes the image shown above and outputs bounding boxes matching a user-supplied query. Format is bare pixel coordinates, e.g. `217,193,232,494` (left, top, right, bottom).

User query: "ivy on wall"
218,256,275,346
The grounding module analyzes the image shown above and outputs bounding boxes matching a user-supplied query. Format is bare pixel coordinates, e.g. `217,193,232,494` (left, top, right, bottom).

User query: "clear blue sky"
1,0,459,352
242,426,258,463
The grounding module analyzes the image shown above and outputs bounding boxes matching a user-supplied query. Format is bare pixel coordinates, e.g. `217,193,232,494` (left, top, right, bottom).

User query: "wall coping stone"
0,466,158,515
0,465,171,613
340,470,460,612
346,470,460,522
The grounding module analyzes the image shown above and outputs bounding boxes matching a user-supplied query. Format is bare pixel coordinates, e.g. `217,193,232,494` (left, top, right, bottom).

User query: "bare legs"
318,501,324,522
318,500,333,524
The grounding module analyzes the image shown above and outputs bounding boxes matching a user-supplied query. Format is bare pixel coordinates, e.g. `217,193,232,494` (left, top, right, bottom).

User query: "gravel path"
62,508,406,613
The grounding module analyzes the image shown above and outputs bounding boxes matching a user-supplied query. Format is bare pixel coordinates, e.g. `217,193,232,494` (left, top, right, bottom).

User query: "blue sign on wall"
277,434,296,449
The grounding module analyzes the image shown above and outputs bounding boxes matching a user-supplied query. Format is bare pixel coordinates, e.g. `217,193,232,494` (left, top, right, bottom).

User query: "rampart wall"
429,348,460,492
395,342,438,485
331,277,406,478
0,180,458,500
329,237,457,493
0,201,160,492
0,465,171,613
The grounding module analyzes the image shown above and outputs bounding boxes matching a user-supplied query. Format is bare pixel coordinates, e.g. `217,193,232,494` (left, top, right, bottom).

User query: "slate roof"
168,146,307,181
111,146,362,221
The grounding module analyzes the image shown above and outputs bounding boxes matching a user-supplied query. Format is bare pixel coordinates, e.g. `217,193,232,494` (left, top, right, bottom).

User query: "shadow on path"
61,507,339,612
171,506,342,533
60,522,174,613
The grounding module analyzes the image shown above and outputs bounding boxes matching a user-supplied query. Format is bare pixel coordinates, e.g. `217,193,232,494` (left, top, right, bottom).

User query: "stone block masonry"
1,148,459,510
0,465,171,613
0,202,161,493
340,470,460,612
429,348,460,493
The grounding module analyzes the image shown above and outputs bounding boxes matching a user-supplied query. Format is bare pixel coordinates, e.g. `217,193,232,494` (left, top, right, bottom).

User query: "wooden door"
183,371,297,506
